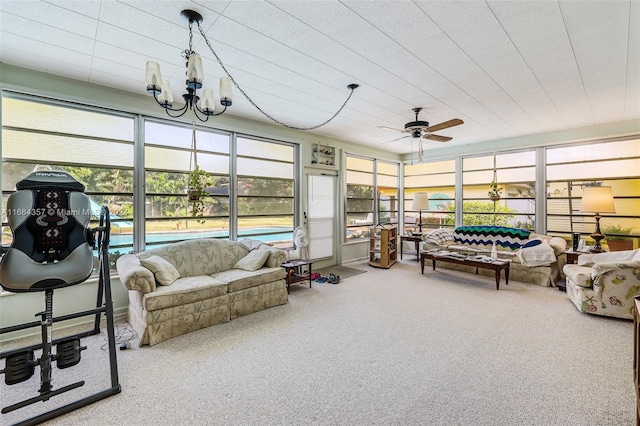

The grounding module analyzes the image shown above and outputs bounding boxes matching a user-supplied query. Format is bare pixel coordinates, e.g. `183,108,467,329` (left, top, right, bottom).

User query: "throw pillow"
140,255,180,286
422,229,454,245
234,249,271,271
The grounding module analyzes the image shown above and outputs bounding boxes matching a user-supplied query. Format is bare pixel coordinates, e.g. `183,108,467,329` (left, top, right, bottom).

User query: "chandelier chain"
196,22,356,131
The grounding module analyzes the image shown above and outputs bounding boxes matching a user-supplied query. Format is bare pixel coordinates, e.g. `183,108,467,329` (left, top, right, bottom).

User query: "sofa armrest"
593,260,640,276
115,254,157,294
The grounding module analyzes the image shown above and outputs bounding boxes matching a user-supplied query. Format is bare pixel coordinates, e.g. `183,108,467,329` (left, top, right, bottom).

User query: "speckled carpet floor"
1,259,634,425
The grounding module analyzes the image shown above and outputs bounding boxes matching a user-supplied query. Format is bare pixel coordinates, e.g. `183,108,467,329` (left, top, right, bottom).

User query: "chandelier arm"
197,23,357,131
190,104,210,122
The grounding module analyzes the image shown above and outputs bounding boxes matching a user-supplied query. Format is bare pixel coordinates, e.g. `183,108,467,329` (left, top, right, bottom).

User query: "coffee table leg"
420,255,424,274
505,266,509,285
495,270,500,290
432,260,436,271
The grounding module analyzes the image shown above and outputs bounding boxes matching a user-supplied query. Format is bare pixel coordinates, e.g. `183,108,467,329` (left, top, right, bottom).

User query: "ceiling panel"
0,0,637,156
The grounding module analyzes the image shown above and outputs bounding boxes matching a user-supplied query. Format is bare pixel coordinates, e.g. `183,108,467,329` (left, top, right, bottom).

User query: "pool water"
110,227,293,248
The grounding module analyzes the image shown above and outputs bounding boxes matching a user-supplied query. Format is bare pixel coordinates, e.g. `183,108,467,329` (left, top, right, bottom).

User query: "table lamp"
411,192,429,235
580,185,615,253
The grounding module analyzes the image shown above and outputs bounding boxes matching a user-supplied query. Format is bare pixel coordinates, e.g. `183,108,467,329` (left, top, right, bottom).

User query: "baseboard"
0,306,128,344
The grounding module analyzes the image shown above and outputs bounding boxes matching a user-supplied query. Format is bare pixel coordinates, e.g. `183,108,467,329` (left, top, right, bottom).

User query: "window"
345,156,374,241
546,138,640,249
377,161,399,226
345,155,400,241
236,136,295,248
404,160,455,233
1,92,135,269
144,120,231,248
462,151,535,228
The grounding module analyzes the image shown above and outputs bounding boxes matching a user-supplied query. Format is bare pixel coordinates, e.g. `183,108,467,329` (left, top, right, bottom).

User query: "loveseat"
419,226,567,287
563,249,640,319
115,238,288,346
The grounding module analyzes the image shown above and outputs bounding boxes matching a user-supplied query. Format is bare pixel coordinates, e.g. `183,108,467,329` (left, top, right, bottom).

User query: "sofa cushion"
142,275,228,312
234,249,270,271
563,264,593,288
212,267,285,293
140,254,180,286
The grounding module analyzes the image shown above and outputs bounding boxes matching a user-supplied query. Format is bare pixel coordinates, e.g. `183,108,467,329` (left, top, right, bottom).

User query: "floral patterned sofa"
419,226,567,287
115,238,288,346
562,249,640,319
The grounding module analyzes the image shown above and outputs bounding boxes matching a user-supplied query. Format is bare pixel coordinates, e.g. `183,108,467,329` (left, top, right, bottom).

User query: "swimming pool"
110,227,293,248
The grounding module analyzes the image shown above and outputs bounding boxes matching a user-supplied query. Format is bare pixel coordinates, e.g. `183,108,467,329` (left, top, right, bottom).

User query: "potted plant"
488,181,503,202
603,224,634,252
186,165,212,223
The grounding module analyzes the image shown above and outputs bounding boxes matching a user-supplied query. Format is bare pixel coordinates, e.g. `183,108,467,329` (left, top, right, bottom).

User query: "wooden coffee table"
420,251,510,290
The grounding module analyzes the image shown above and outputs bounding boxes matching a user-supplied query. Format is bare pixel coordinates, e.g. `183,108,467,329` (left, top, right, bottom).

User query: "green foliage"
488,181,503,198
187,165,212,223
603,224,633,239
444,201,520,227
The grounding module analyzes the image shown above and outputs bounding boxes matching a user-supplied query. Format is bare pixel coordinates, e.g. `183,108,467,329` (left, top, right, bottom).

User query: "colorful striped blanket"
452,226,531,251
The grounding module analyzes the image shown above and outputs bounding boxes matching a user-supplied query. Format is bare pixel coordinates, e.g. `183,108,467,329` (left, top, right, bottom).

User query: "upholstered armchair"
563,249,640,319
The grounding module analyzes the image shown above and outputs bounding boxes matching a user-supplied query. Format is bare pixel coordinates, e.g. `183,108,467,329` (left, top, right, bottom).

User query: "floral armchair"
563,249,640,319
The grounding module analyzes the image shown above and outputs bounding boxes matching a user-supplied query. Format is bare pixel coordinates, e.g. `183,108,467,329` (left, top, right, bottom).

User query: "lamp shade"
219,77,233,106
580,186,616,213
145,61,163,93
412,192,429,210
186,54,204,89
198,89,215,115
157,80,174,107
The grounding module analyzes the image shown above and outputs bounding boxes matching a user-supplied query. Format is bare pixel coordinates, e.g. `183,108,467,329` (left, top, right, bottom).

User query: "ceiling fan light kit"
145,9,359,128
383,107,464,163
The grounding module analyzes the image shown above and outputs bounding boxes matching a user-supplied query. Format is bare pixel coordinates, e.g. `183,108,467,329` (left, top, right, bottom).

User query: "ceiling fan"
380,107,464,162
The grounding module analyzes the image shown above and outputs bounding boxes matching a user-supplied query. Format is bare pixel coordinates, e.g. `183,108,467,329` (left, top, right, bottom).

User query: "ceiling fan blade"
424,134,452,143
377,125,405,133
426,118,463,132
382,135,410,144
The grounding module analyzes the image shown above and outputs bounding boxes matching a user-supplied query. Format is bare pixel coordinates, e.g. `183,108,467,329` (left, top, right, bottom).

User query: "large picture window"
404,160,455,234
546,138,640,250
144,120,231,248
462,151,535,229
236,136,295,246
1,92,135,270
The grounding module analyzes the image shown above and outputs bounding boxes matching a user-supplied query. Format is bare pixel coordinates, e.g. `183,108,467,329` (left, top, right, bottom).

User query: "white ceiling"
1,0,639,154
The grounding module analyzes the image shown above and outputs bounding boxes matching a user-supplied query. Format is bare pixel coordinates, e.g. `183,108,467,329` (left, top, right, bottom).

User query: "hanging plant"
488,152,502,202
488,181,503,201
187,165,211,223
186,122,212,223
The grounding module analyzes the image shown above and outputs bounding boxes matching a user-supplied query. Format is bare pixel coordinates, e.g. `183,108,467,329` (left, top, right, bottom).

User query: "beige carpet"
314,265,367,280
0,259,634,425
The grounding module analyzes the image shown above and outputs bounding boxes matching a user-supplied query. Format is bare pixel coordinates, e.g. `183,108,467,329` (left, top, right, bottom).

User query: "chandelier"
145,9,359,127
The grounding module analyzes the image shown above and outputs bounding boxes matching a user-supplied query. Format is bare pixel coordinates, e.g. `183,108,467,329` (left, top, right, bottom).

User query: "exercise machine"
0,170,121,425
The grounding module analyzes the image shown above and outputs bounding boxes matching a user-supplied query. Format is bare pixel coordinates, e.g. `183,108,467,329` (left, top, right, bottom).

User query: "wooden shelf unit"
311,142,336,167
369,225,398,269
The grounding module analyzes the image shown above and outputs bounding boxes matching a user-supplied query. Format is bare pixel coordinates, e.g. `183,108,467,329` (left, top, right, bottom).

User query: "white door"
307,174,335,260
